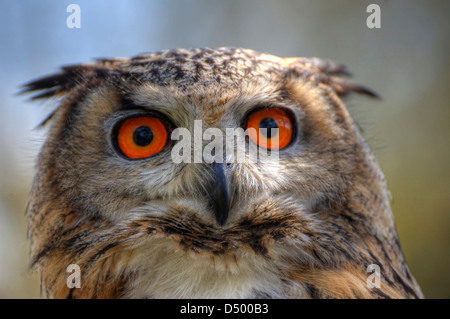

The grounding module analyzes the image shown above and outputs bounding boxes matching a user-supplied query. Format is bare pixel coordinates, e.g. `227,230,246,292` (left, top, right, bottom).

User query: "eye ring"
246,107,294,149
115,116,168,159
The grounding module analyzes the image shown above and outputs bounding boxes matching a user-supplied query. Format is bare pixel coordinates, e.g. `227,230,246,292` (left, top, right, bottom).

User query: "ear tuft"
283,57,380,99
19,57,127,101
20,65,81,100
329,76,380,99
19,60,125,127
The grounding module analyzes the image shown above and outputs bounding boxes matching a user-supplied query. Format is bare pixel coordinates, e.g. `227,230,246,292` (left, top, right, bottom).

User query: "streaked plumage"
24,47,422,298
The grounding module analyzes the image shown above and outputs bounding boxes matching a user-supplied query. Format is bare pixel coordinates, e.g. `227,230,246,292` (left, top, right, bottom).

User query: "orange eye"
116,116,168,159
246,108,293,149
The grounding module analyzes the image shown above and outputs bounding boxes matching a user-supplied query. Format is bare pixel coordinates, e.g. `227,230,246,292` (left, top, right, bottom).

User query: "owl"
23,47,423,299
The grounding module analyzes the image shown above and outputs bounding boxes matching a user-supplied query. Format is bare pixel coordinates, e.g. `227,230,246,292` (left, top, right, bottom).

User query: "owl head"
23,47,422,298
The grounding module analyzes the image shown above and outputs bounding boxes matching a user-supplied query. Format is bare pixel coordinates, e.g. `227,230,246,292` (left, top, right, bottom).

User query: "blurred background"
0,0,448,298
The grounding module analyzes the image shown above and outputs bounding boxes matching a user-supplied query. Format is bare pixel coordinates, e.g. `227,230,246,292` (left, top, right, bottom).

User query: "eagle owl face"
25,47,423,298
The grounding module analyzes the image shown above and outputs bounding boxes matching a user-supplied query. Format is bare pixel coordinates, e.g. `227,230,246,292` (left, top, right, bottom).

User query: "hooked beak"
205,162,231,226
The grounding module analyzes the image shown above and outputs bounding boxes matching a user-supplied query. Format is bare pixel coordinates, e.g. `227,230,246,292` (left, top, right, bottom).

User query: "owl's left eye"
116,116,168,159
246,108,294,149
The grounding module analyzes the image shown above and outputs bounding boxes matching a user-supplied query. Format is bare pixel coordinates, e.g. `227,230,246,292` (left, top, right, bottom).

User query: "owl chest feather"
123,238,288,299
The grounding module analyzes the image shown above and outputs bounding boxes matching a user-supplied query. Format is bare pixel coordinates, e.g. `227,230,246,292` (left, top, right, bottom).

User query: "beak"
205,162,230,226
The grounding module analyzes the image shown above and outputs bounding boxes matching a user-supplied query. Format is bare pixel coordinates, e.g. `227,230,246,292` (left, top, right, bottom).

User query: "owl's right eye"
116,116,168,159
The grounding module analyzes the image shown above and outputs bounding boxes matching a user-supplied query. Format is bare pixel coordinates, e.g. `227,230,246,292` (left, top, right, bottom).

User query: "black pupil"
133,126,153,146
259,117,278,138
